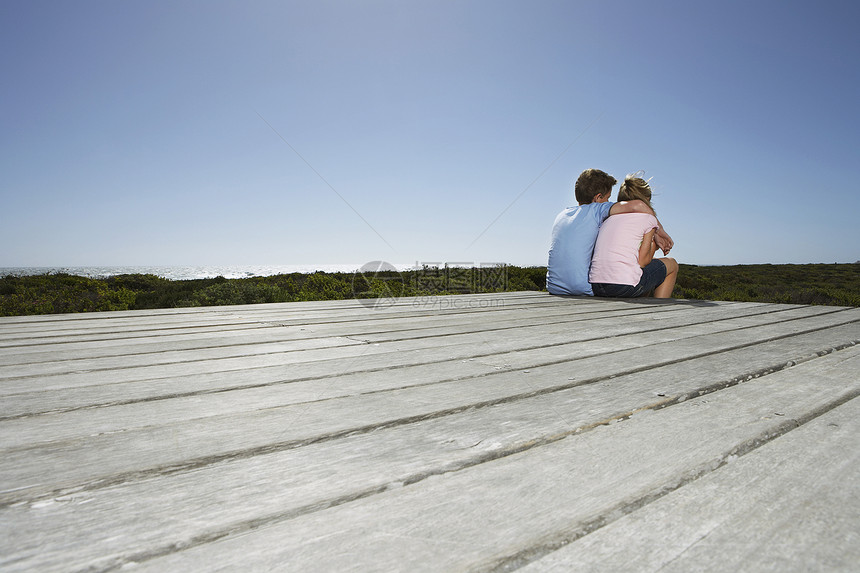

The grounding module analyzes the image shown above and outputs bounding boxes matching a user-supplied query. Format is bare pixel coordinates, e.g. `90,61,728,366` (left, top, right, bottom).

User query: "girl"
588,173,678,298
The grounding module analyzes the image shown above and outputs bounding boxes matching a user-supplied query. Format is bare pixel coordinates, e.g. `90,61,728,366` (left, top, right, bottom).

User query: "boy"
546,168,673,296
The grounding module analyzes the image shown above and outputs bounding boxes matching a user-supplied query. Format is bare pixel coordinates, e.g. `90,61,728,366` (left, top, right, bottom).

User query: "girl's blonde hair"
617,171,654,215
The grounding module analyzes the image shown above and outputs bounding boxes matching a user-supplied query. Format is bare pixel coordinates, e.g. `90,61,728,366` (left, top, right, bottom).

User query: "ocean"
0,263,417,281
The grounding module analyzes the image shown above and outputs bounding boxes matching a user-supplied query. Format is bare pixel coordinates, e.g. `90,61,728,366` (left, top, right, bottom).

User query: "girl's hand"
655,228,673,255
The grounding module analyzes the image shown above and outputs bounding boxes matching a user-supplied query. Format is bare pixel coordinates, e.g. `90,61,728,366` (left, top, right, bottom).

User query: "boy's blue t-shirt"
546,202,614,296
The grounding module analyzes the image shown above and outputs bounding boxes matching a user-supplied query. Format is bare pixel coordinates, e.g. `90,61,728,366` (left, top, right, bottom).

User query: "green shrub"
1,263,857,316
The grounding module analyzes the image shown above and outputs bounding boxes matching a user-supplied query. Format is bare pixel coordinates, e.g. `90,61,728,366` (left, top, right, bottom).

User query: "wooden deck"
1,292,858,572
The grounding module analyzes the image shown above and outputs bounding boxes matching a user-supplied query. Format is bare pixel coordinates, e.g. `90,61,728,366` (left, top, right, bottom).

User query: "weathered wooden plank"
19,346,852,573
2,307,855,454
8,295,694,342
349,302,799,343
0,335,371,376
1,303,849,392
0,292,553,335
0,301,688,364
0,294,856,572
518,397,860,573
0,294,687,354
0,298,766,357
1,323,856,509
0,294,525,338
2,315,855,424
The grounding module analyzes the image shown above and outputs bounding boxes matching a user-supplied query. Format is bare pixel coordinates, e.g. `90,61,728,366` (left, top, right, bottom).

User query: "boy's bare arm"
609,199,651,216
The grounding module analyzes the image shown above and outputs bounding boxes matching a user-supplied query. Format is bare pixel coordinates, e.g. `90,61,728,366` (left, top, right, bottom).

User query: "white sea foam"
0,264,417,281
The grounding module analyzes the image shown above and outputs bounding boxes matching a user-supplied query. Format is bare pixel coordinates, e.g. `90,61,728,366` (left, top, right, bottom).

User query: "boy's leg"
653,257,678,298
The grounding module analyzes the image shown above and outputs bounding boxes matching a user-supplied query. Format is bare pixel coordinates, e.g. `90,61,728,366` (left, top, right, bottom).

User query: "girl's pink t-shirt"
588,212,659,286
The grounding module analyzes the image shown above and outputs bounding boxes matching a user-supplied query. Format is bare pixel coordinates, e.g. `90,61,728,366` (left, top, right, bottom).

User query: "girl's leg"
653,257,678,298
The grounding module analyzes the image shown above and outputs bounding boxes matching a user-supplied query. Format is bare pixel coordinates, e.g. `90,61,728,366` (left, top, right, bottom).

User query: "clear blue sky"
2,0,858,268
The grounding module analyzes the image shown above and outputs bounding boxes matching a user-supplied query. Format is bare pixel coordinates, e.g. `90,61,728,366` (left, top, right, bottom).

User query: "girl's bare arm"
639,229,658,268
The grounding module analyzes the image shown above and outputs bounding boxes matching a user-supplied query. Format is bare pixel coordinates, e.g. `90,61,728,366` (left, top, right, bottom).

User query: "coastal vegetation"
0,263,857,316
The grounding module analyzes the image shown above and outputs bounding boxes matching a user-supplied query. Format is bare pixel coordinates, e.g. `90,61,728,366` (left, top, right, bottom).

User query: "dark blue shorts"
591,259,668,298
